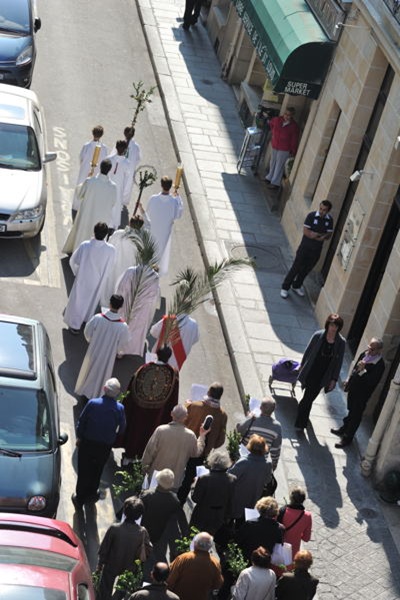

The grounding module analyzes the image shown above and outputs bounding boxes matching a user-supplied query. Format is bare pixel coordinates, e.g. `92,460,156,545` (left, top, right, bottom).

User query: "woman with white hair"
190,449,236,537
141,469,188,573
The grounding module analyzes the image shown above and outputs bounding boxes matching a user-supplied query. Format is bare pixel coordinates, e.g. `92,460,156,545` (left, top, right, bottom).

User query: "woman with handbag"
278,486,312,569
231,546,276,600
235,496,284,561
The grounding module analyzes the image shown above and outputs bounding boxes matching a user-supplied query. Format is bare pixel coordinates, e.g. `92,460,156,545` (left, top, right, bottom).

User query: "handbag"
271,542,292,566
263,472,278,497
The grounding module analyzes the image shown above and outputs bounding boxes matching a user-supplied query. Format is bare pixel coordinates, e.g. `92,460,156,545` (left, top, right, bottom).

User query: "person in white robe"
75,294,130,399
101,209,151,307
150,313,199,370
116,264,160,356
107,140,132,213
63,159,117,254
146,176,183,276
63,223,115,333
72,125,108,211
110,126,141,203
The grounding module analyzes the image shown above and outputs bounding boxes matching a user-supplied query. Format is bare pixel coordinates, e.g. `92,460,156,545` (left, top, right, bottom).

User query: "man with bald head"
236,396,282,470
331,337,385,448
129,562,179,600
141,405,208,490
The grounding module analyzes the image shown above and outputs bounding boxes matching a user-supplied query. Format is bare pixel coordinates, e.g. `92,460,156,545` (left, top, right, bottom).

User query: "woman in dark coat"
228,435,273,526
235,496,284,561
190,448,236,535
295,313,345,429
276,550,319,600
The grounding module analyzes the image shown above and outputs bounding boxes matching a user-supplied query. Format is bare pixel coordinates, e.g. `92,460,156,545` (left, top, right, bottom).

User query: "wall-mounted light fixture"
349,170,373,182
335,22,369,30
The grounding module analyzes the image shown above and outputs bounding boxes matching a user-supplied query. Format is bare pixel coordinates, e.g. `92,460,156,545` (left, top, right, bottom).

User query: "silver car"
0,83,56,238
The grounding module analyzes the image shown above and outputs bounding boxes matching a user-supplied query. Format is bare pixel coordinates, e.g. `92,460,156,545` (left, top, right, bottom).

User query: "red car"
0,513,95,600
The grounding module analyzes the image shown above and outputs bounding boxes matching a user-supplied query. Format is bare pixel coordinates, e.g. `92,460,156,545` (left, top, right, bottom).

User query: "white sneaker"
292,286,305,297
280,289,289,299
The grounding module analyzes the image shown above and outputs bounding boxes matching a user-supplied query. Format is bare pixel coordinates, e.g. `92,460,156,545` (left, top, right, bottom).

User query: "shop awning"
232,0,335,99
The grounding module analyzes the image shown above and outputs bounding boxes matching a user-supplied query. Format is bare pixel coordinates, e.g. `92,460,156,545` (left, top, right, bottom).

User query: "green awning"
232,0,335,100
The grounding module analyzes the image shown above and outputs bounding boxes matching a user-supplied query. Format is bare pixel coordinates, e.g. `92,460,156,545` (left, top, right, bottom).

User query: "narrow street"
0,0,241,561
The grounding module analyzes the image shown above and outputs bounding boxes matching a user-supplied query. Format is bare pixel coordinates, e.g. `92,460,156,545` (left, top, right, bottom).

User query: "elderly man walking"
167,532,223,600
141,405,207,490
72,378,126,509
236,396,282,470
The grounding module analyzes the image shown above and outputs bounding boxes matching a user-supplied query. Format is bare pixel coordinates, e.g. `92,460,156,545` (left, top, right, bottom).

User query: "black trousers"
177,456,204,504
341,391,369,441
282,245,321,290
183,0,202,27
295,381,322,428
76,438,111,504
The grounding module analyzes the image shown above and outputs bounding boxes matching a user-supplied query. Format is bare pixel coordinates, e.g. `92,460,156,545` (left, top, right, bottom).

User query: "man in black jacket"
331,337,385,448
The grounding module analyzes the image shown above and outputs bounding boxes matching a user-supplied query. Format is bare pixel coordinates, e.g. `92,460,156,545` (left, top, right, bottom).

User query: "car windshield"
0,123,40,171
0,387,52,451
0,0,30,34
0,584,67,600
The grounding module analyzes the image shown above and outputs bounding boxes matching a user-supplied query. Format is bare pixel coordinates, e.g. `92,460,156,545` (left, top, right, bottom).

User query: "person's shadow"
294,424,342,529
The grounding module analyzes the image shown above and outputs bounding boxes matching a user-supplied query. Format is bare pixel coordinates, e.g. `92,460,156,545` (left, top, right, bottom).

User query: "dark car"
0,0,41,88
0,314,68,517
0,513,95,599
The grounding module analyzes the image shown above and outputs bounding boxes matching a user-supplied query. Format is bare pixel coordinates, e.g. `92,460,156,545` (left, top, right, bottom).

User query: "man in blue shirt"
72,377,126,509
281,200,333,299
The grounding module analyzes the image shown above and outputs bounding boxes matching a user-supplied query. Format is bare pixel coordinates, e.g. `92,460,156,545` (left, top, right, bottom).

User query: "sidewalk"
137,0,400,597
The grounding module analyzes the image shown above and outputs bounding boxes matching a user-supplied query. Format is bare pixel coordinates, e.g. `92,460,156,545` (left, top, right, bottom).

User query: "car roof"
0,514,80,559
0,314,44,386
0,84,39,127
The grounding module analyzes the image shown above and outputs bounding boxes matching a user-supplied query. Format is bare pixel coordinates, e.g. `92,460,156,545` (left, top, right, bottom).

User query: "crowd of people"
65,123,386,600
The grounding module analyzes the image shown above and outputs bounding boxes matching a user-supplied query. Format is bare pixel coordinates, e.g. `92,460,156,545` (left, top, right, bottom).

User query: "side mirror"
58,432,68,446
43,151,57,163
34,18,41,32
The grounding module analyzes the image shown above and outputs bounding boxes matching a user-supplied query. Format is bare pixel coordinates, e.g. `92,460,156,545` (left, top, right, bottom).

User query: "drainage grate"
226,243,284,273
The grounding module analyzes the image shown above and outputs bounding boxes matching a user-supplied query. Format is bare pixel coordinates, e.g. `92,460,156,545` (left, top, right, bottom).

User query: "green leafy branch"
174,526,200,556
113,460,144,498
130,81,156,126
115,561,143,594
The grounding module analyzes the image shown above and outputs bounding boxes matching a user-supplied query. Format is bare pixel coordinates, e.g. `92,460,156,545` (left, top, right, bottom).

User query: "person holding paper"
141,470,189,573
141,405,207,490
236,397,282,470
190,449,236,537
228,435,273,526
236,496,284,561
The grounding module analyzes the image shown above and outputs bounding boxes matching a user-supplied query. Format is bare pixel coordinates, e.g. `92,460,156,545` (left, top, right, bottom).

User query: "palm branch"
159,257,254,347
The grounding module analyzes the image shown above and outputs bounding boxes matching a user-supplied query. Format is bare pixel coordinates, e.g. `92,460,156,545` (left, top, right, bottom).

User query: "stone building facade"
206,0,400,427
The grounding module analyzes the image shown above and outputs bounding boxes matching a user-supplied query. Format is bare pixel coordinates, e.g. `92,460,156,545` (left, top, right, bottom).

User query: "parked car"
0,513,95,599
0,0,41,88
0,314,68,517
0,83,56,238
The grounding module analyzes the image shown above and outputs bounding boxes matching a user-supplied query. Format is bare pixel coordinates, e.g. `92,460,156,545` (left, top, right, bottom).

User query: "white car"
0,84,56,238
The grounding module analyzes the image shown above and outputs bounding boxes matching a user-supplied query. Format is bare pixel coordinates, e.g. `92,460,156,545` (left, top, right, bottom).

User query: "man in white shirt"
146,176,183,276
63,159,118,254
116,263,160,356
107,140,132,214
64,222,115,334
72,125,108,212
75,294,129,400
150,314,199,371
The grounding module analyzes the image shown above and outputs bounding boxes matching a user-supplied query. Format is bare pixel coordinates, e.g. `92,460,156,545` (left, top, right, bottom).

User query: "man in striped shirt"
236,397,282,470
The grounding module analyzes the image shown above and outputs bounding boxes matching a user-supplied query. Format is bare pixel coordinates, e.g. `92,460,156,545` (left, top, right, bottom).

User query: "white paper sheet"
190,384,208,401
249,396,261,417
239,443,250,457
245,508,259,521
196,465,210,478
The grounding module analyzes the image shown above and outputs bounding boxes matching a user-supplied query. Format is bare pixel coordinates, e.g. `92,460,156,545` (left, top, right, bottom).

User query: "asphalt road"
0,0,242,567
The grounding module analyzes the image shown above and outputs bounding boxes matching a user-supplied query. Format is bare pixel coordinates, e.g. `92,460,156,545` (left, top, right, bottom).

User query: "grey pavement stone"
138,0,400,594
